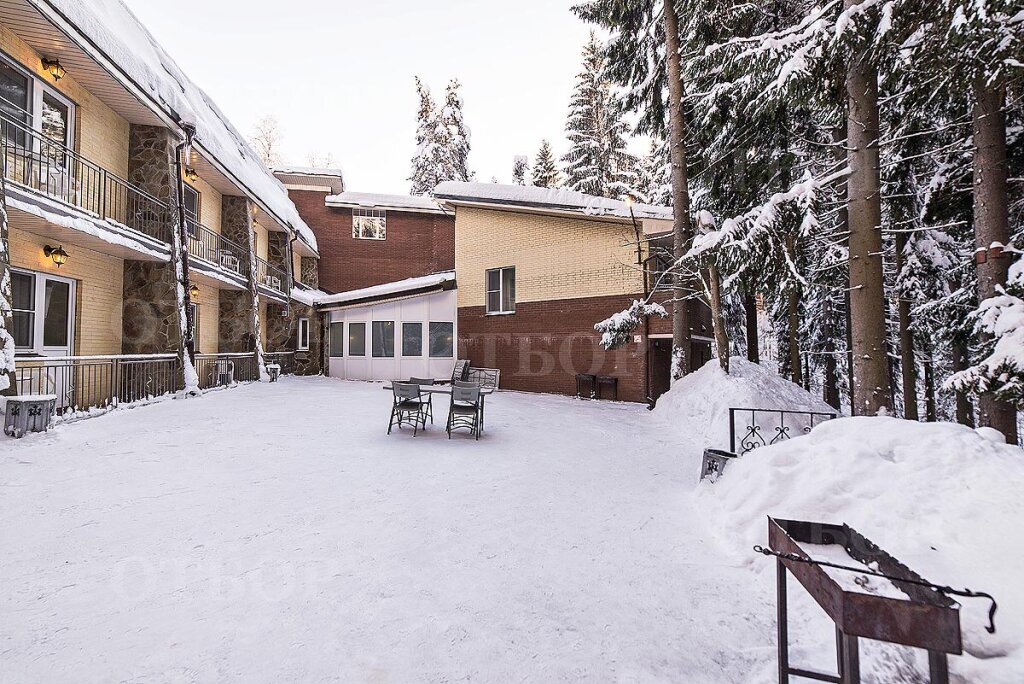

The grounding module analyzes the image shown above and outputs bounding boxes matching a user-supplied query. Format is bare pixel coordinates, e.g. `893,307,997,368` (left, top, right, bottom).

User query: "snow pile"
652,356,836,449
699,417,1024,683
434,181,672,220
34,0,317,251
317,271,455,306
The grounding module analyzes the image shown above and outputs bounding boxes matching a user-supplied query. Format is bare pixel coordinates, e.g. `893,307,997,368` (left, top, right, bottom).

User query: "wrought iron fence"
728,407,837,455
254,254,288,295
187,220,248,276
14,355,181,414
263,351,296,374
194,353,262,389
1,112,172,244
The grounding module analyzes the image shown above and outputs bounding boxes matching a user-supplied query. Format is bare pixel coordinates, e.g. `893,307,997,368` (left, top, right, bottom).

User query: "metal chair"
388,382,429,436
451,360,470,384
447,384,483,440
409,377,436,423
466,367,500,391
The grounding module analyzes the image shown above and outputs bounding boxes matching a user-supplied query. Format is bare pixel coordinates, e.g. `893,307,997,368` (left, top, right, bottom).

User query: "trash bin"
267,363,281,382
700,448,737,483
4,395,57,438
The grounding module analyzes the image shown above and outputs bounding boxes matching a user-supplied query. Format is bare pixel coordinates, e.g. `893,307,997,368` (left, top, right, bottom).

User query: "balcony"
187,219,248,279
255,254,289,297
1,112,172,247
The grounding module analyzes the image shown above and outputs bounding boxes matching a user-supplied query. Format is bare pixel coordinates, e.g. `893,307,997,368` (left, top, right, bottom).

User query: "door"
650,339,672,403
11,269,75,407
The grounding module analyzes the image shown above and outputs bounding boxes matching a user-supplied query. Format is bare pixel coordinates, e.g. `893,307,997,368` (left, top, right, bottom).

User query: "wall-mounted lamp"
184,166,199,183
43,245,69,267
189,283,200,300
41,58,66,82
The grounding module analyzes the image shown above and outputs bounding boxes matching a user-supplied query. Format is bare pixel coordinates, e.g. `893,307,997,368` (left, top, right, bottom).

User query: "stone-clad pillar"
220,195,266,379
122,125,186,357
300,256,319,289
0,171,16,395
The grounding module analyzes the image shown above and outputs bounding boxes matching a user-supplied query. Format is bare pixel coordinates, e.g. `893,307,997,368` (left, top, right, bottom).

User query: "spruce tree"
562,32,638,199
408,77,443,195
440,79,472,183
532,140,561,188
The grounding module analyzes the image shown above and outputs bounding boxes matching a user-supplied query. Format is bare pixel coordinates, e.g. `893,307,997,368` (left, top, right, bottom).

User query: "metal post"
729,408,737,453
777,557,789,683
838,632,860,684
928,651,949,684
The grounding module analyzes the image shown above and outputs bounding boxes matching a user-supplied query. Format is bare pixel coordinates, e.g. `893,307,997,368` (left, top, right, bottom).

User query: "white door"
11,268,75,406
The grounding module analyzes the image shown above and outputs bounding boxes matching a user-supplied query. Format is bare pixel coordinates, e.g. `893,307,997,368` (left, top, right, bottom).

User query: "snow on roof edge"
34,0,318,252
433,182,673,221
315,271,456,307
325,191,444,213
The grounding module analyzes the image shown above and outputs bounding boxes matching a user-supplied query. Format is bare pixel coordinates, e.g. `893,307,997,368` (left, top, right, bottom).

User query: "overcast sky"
120,0,600,194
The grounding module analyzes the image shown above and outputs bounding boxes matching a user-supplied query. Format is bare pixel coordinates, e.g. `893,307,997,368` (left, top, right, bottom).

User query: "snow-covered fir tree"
440,79,472,183
562,32,637,198
532,140,561,188
408,77,443,196
512,156,529,185
634,138,670,206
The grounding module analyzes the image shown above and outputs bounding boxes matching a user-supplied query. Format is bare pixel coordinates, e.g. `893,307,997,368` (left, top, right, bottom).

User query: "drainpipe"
173,123,197,368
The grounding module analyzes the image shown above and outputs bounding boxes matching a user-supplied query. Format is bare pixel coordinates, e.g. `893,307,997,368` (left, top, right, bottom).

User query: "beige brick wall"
0,24,130,177
192,283,220,355
185,174,223,234
253,220,269,263
8,226,123,356
454,207,644,308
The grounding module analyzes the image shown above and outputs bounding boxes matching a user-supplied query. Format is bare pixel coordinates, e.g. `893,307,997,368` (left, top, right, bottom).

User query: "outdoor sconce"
43,245,69,267
41,58,66,82
184,166,199,182
189,283,200,300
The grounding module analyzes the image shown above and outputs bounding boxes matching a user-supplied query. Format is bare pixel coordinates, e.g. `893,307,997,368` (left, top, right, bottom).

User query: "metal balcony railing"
255,254,289,295
263,351,296,374
186,219,248,277
194,352,261,389
14,354,181,414
0,112,172,245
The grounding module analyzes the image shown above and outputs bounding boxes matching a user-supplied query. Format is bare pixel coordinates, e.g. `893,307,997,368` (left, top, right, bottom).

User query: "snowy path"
1,377,772,682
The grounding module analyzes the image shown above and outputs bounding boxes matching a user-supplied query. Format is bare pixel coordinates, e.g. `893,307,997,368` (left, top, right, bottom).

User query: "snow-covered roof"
33,0,317,252
316,271,456,307
289,283,331,307
273,166,345,195
325,191,445,215
433,182,673,221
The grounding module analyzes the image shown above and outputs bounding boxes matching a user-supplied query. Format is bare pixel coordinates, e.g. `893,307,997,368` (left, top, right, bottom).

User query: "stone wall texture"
220,195,261,356
300,256,319,289
264,302,322,376
218,290,256,353
121,261,181,354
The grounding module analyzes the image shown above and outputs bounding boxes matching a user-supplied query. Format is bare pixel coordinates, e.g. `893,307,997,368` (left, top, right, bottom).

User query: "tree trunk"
824,346,841,409
844,4,892,415
894,231,919,420
952,339,975,427
972,80,1018,444
922,345,937,422
708,264,729,373
0,170,14,396
663,0,693,380
834,124,855,416
744,292,759,363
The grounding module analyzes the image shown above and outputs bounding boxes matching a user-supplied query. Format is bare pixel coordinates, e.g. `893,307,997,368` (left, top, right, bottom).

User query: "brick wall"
288,189,455,293
454,206,644,308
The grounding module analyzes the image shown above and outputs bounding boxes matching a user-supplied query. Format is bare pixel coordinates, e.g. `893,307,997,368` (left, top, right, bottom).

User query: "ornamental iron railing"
254,254,288,295
0,111,172,245
194,352,261,389
186,220,248,277
728,407,837,455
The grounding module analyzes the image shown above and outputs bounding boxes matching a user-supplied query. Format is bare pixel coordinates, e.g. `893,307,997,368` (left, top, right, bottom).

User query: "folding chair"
447,384,483,440
409,377,436,423
388,382,429,436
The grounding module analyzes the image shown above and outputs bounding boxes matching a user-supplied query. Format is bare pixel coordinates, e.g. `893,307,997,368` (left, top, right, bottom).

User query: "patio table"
383,382,495,435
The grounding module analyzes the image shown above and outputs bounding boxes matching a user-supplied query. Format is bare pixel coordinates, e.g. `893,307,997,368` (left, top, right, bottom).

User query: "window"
182,183,200,236
429,322,454,358
352,208,386,240
10,268,75,353
372,320,395,358
486,267,516,314
0,57,30,146
11,271,34,348
402,322,423,357
297,317,310,351
329,322,344,357
348,322,366,356
0,53,75,150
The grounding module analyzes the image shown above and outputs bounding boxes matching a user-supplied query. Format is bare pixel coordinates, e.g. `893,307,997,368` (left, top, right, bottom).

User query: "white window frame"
348,321,367,357
428,321,455,359
352,208,386,240
0,50,76,150
485,266,516,315
297,316,310,351
10,266,76,356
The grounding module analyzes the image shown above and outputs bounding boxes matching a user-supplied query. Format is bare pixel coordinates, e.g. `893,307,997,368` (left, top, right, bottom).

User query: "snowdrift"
651,356,836,450
700,417,1024,683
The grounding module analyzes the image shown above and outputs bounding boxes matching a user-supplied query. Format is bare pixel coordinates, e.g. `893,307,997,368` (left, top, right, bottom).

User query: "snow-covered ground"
2,365,1021,682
